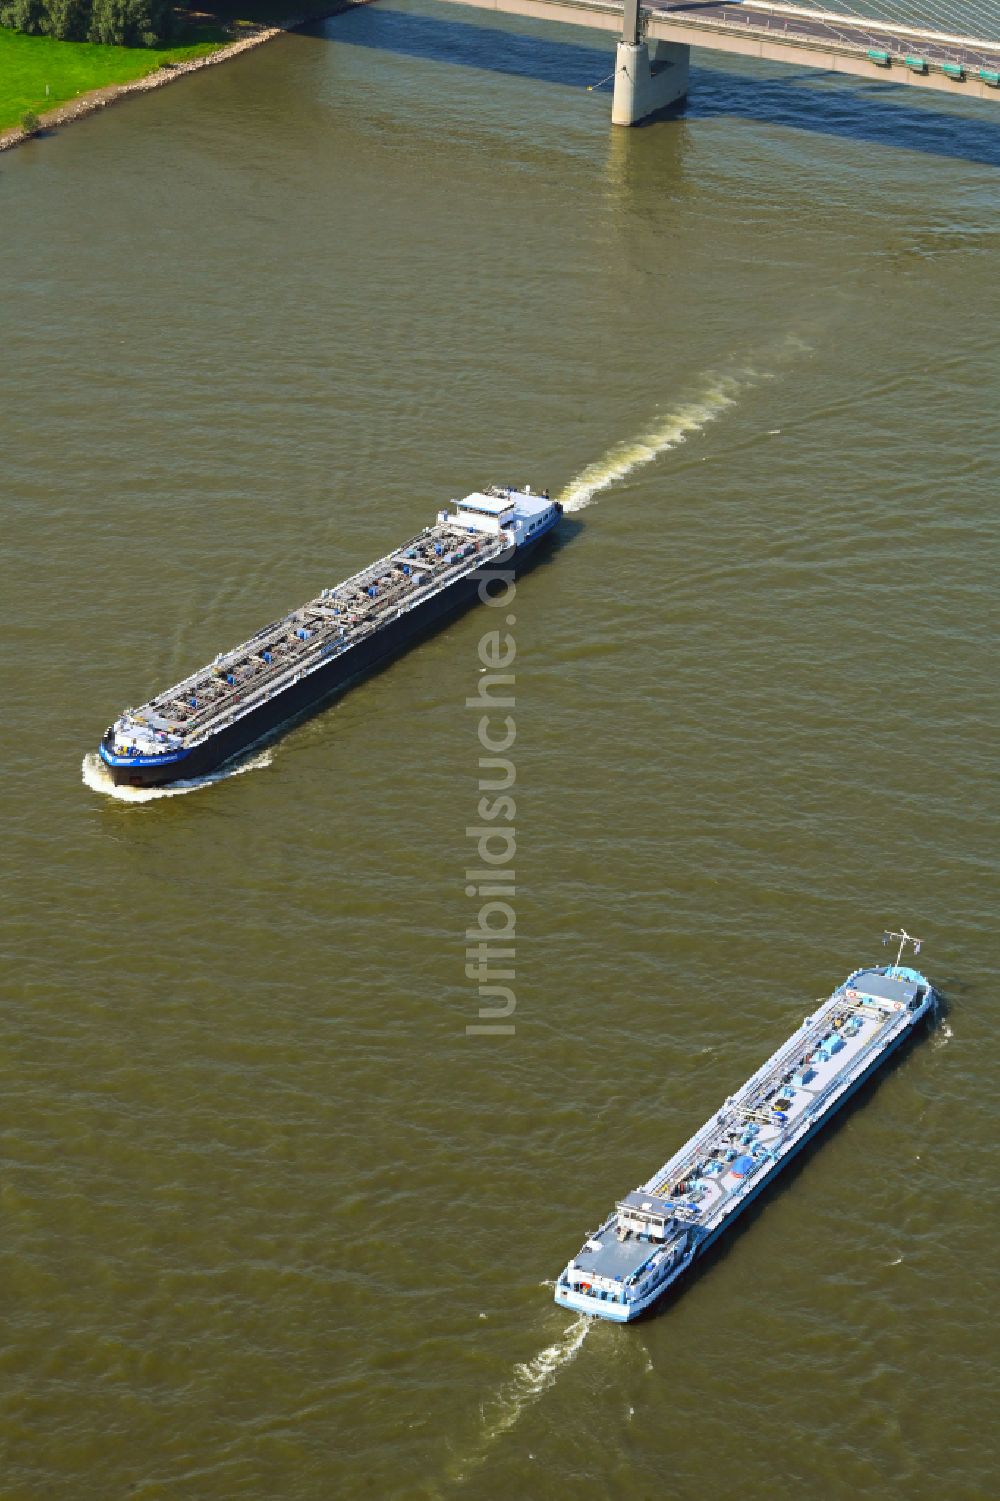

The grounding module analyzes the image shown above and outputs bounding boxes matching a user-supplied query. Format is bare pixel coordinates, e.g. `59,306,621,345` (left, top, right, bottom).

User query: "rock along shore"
0,4,366,154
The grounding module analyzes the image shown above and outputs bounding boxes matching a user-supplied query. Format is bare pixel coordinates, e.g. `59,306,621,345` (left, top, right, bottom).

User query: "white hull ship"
555,933,936,1322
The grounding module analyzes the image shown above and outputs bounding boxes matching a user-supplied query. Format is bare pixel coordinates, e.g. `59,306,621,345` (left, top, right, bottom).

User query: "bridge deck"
650,1,1000,76
434,0,1000,100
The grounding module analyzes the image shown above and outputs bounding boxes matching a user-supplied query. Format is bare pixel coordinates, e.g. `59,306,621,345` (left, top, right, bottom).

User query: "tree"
1,0,175,45
88,0,128,44
44,0,88,39
88,0,173,45
0,0,46,35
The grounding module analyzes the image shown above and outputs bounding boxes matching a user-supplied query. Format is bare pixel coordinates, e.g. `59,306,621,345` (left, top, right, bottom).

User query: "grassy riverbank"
0,24,228,133
0,2,352,138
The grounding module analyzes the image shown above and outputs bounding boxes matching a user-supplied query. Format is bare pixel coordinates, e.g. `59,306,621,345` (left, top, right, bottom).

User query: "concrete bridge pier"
612,38,690,124
612,0,689,126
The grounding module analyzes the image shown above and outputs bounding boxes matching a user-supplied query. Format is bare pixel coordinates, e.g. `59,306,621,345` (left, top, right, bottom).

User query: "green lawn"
0,25,229,133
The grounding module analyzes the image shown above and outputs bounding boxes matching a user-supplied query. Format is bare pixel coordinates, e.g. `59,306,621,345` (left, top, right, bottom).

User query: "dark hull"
105,532,550,789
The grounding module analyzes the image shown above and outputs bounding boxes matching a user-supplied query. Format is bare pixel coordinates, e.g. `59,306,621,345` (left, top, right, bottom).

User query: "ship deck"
570,1232,657,1285
570,968,926,1287
129,521,506,748
642,968,920,1233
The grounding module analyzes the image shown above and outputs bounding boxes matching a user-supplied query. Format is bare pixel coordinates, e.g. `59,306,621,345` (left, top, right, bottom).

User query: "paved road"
645,1,1000,74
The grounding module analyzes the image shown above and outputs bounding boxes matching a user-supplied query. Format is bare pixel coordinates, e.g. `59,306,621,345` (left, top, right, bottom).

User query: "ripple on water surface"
0,11,998,1501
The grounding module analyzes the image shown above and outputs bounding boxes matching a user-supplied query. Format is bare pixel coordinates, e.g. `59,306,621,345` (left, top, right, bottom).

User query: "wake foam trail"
559,374,746,511
559,371,756,511
81,749,273,803
449,1316,591,1486
932,1019,954,1050
559,337,812,511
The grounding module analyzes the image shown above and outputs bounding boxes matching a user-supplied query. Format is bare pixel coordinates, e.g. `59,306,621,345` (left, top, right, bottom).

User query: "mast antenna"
881,927,923,972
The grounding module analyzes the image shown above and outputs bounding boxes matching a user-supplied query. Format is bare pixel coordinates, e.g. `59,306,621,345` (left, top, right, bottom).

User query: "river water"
1,6,998,1497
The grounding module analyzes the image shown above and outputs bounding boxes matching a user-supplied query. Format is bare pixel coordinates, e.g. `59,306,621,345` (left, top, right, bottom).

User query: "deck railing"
162,530,509,742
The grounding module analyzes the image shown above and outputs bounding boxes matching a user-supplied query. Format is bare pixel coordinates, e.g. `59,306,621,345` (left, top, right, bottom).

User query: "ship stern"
554,1275,637,1323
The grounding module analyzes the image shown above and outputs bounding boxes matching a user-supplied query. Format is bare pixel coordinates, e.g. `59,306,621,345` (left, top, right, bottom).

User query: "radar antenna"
881,927,923,972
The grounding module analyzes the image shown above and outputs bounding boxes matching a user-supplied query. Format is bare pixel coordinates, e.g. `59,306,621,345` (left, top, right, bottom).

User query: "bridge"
432,0,1000,123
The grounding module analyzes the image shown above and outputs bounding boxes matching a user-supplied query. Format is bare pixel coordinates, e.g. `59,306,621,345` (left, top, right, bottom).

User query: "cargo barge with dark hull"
99,486,561,789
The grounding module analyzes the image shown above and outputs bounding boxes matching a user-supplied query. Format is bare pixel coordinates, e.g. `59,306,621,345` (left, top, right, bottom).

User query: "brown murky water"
1,6,997,1496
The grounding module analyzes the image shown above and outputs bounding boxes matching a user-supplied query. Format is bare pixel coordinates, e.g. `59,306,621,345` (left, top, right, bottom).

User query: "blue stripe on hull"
99,743,192,771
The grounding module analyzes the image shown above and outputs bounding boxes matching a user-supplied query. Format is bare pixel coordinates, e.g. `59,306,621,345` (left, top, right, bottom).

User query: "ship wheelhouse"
616,1191,673,1242
448,493,516,534
446,486,561,547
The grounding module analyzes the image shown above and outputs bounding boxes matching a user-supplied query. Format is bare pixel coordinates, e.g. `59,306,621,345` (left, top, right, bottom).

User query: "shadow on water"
303,6,612,85
637,1001,943,1323
303,7,1000,167
539,509,584,562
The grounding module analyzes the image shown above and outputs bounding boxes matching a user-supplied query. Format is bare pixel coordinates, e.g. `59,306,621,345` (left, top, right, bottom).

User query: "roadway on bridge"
646,1,1000,75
